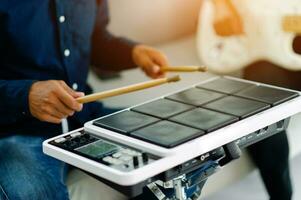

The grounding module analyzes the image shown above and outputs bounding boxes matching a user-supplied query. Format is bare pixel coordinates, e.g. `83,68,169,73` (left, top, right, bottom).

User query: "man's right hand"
28,80,84,124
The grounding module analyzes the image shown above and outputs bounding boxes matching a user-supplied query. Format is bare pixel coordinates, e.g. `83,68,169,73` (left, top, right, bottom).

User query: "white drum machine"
43,76,301,199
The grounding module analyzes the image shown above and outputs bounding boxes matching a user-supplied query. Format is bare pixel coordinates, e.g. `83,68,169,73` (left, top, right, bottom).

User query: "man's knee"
0,140,69,200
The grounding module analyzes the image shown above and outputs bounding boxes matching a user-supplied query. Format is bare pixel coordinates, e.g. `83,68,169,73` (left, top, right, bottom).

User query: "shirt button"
72,83,78,90
59,16,65,23
64,49,70,57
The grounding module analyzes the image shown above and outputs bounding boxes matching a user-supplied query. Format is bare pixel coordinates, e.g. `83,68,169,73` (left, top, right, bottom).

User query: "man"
0,0,168,199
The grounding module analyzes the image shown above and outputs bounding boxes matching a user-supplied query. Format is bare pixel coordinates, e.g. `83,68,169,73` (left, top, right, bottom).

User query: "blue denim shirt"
0,0,135,135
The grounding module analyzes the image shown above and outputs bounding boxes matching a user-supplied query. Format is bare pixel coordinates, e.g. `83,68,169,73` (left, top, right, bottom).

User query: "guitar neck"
283,15,301,34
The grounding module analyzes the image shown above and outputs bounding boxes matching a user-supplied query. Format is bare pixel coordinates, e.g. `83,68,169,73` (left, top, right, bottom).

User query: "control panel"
49,130,159,172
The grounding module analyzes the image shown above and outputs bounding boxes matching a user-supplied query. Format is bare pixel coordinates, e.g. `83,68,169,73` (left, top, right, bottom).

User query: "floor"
204,153,301,200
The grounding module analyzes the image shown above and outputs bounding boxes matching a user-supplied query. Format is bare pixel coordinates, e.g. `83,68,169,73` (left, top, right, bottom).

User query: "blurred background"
108,0,202,44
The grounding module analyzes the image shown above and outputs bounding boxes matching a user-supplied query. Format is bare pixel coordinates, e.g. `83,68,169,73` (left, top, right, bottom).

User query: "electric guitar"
197,0,301,73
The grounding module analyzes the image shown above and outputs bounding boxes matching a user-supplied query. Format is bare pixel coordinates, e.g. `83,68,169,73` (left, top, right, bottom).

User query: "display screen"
76,140,118,158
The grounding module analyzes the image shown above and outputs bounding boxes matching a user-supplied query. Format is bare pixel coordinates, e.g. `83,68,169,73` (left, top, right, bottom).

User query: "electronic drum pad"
43,76,301,190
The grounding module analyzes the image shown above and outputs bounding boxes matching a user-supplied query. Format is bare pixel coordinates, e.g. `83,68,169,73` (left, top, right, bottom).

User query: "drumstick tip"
198,66,208,72
167,75,181,83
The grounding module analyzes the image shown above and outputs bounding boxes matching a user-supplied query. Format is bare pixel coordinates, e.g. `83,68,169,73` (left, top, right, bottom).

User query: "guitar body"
244,61,301,91
197,0,301,73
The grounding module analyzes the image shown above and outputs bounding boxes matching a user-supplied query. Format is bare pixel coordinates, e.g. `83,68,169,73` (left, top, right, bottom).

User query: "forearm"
0,79,36,124
91,30,138,71
90,0,138,71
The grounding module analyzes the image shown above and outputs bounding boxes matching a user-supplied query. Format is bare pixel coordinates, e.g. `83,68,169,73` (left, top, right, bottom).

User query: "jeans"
0,107,122,200
0,135,69,200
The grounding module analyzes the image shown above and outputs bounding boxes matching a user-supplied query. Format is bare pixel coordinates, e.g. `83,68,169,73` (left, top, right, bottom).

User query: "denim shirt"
0,0,135,135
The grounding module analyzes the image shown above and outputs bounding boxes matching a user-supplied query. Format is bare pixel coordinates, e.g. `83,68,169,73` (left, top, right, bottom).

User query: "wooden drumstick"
161,66,207,72
76,75,181,104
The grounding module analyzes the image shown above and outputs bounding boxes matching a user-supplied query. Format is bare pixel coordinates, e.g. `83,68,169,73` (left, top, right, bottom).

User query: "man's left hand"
132,45,169,79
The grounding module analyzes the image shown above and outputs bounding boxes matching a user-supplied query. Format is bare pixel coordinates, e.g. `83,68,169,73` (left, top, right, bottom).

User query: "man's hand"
132,45,169,79
28,80,84,124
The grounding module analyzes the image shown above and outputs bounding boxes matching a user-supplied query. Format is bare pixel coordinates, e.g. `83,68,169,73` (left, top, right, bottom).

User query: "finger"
41,103,69,119
142,57,164,79
52,97,75,116
151,51,169,67
74,92,85,98
155,73,166,79
139,57,156,78
147,51,168,77
150,65,166,78
153,65,166,77
59,81,85,99
58,81,85,103
40,114,62,124
59,81,78,97
46,106,67,119
150,65,161,74
147,64,166,78
55,85,83,112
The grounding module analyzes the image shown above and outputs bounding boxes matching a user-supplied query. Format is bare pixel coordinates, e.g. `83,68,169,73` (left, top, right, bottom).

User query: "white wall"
108,0,202,44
